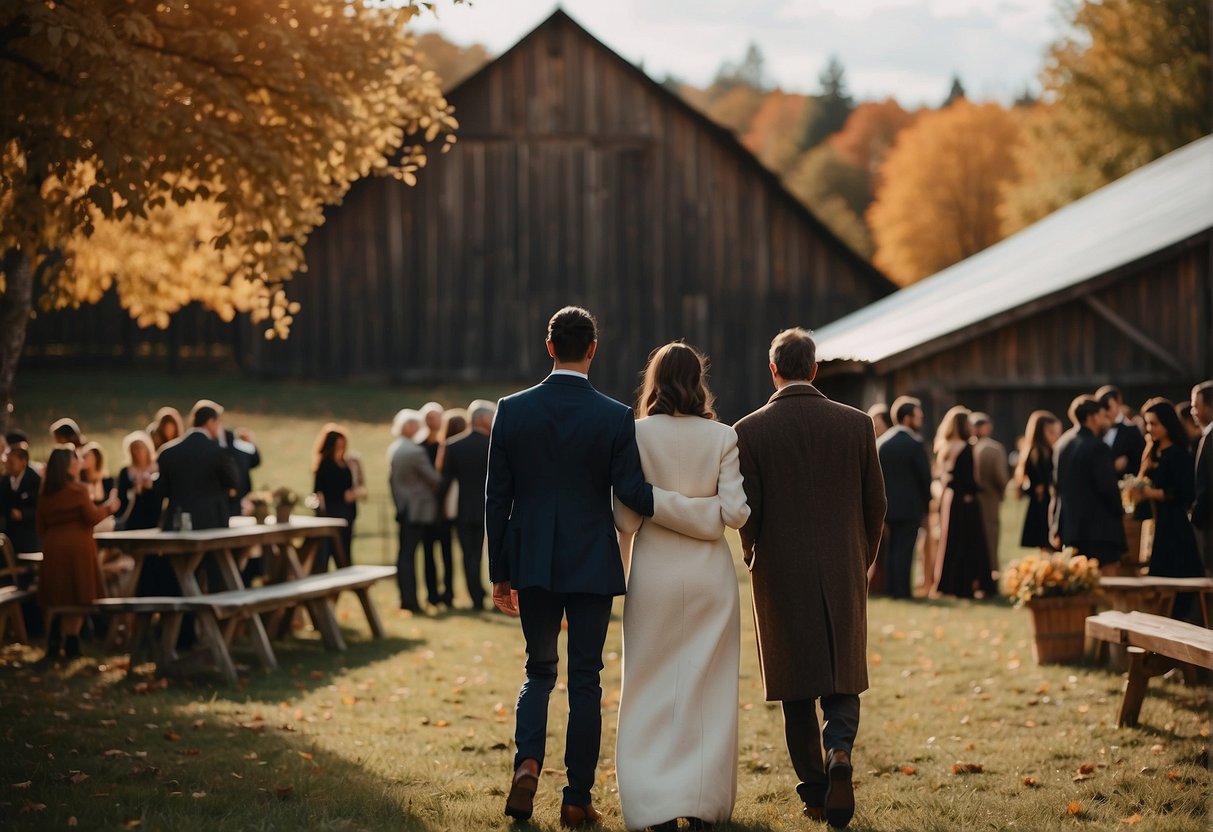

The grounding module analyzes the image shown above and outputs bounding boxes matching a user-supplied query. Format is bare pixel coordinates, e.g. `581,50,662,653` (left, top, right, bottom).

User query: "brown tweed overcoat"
734,384,887,701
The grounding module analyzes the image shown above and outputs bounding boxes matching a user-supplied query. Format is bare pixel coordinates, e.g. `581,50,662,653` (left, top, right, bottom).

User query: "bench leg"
305,598,346,652
355,588,385,639
1118,646,1186,728
196,611,239,686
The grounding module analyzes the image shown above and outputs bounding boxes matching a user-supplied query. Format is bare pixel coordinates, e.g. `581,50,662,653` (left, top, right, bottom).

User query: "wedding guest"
1097,386,1146,474
418,401,454,608
734,328,886,829
1051,395,1125,574
867,403,891,437
932,407,994,598
438,404,491,609
156,402,239,531
36,447,120,659
222,425,261,516
1134,399,1203,616
1014,411,1061,552
79,442,116,509
50,417,83,447
876,396,932,599
615,342,750,831
1,445,42,553
149,407,184,450
389,409,440,612
972,413,1009,572
312,424,359,570
1177,403,1201,452
1189,382,1213,574
116,431,160,531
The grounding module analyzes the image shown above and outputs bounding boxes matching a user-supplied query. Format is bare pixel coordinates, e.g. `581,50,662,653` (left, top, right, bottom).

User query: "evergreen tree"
798,55,854,150
943,74,966,106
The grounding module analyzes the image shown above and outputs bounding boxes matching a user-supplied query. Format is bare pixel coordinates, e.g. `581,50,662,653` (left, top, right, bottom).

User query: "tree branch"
0,48,75,87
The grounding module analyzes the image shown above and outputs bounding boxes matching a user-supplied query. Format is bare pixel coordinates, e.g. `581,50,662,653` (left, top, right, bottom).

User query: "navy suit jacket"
485,373,653,596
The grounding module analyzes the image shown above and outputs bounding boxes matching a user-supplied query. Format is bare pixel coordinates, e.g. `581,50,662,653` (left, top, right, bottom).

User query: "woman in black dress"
1133,399,1203,617
117,431,160,531
79,442,116,508
933,407,995,598
312,424,359,572
1014,410,1061,551
419,402,454,608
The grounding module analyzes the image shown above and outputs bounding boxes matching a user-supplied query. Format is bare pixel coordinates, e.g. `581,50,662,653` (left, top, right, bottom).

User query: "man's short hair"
891,396,922,425
5,431,28,446
1194,381,1213,407
6,445,28,463
1069,395,1103,425
190,399,223,428
971,412,992,428
768,328,817,381
547,306,598,362
1095,385,1123,408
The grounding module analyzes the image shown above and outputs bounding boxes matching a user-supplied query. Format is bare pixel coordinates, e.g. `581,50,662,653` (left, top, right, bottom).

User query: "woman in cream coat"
614,342,750,832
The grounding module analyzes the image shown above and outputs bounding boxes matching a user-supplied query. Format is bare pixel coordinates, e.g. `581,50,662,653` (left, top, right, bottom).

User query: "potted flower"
248,491,271,524
1002,549,1101,664
271,487,298,524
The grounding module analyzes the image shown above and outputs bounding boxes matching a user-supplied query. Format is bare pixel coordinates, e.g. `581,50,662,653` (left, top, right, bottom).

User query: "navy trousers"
782,694,861,808
513,588,613,806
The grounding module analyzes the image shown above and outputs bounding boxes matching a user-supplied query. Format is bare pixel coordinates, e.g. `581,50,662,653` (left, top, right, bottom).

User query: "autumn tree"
785,145,873,257
0,0,458,434
798,56,854,151
741,91,811,174
868,100,1023,285
829,99,919,189
1001,0,1211,233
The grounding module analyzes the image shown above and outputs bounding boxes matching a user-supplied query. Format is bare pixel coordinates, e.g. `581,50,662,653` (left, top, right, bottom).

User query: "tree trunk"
0,247,35,438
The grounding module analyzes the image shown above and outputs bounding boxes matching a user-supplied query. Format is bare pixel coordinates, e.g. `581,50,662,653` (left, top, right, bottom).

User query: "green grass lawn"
2,371,1209,830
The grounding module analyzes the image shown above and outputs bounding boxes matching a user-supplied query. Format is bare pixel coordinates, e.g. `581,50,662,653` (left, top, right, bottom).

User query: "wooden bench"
1098,576,1213,627
1085,610,1213,727
0,535,37,644
52,565,396,685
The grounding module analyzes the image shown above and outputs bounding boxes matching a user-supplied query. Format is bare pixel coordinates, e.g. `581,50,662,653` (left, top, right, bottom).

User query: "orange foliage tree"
868,100,1023,286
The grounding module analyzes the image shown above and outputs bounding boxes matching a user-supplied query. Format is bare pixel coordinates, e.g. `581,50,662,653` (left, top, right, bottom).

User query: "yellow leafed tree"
868,100,1023,286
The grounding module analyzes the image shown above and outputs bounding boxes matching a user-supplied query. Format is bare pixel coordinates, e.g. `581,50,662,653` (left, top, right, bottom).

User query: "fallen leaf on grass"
12,780,31,789
192,791,206,798
434,720,450,728
69,772,90,785
1022,777,1039,788
1149,744,1164,755
67,817,78,826
182,748,201,756
1067,800,1083,816
123,820,142,828
243,752,258,761
274,785,293,799
1165,770,1181,781
297,752,313,761
102,749,128,760
900,766,916,776
952,762,984,774
231,772,243,780
309,671,326,681
1077,763,1096,775
22,800,47,813
163,731,181,742
1121,814,1142,825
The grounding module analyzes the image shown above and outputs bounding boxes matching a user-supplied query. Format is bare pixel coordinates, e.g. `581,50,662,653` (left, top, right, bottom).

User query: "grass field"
1,371,1209,830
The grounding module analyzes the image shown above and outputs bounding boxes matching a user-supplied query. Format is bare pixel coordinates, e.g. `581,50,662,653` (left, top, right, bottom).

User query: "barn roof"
442,9,895,300
813,134,1213,367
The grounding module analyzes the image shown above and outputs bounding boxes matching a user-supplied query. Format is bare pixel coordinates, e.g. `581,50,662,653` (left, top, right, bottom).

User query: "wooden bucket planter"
1026,595,1095,664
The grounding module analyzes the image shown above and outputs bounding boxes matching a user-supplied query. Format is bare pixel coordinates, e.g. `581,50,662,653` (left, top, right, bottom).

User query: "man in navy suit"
487,306,654,827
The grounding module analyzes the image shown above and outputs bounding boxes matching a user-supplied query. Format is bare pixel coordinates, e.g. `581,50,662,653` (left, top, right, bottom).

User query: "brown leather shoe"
824,749,855,829
559,802,603,827
504,760,539,821
803,805,826,822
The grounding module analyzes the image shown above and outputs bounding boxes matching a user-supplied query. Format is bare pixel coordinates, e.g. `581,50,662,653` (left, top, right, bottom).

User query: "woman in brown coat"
36,447,119,658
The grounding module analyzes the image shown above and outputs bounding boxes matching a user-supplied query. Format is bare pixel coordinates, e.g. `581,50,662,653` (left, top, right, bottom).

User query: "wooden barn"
812,135,1213,443
24,10,892,419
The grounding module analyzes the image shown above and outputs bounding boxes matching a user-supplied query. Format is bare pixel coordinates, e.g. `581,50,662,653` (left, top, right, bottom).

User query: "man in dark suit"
1,446,42,553
486,306,654,827
1096,385,1146,475
221,427,261,517
1051,395,1126,569
1190,381,1213,574
156,402,239,531
439,401,495,610
876,396,932,599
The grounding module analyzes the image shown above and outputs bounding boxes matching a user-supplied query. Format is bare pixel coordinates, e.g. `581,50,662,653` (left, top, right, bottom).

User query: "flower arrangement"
270,487,298,509
247,492,271,523
1002,549,1101,607
1118,474,1150,515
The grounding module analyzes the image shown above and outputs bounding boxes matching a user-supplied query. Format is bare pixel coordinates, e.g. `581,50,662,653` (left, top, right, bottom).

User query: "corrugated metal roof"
814,135,1213,365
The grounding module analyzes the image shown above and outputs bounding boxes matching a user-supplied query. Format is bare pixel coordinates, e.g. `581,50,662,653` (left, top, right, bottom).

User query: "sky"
412,0,1066,106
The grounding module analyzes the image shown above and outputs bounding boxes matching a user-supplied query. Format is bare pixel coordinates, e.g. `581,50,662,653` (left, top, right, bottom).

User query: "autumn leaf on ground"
243,752,258,761
1122,814,1143,825
1022,776,1039,787
163,731,181,742
12,780,32,789
434,719,450,728
69,772,90,785
298,752,314,761
275,785,293,799
1067,800,1083,816
1165,769,1180,781
22,800,47,813
900,766,916,775
952,762,984,774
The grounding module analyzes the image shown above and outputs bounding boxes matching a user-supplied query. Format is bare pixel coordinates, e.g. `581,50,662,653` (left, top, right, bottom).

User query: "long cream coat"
735,384,886,701
613,414,750,830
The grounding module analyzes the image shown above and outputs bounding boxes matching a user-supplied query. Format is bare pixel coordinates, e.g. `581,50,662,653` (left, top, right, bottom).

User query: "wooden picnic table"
1098,576,1213,628
93,516,350,675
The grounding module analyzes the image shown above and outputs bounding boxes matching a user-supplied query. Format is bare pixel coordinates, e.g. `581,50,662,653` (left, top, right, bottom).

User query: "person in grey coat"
389,409,440,612
735,328,886,830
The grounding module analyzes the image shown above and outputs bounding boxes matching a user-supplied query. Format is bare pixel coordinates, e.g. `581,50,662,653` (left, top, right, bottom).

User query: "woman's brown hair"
41,446,78,496
1014,410,1059,486
313,423,349,472
636,341,717,420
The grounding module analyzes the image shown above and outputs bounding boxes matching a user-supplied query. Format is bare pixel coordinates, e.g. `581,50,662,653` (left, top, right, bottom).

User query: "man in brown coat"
972,413,1010,573
734,328,886,830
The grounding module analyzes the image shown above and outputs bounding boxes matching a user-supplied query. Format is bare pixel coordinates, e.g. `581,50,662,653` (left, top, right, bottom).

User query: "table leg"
162,553,206,660
195,610,239,686
212,548,277,672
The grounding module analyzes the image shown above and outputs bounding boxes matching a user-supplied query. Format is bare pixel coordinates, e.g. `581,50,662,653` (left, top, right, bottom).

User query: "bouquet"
270,486,298,509
1118,475,1150,515
1002,549,1100,607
